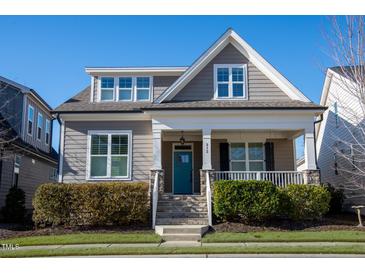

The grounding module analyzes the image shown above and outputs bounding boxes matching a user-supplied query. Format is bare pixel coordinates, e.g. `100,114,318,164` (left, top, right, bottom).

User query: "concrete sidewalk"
7,241,365,251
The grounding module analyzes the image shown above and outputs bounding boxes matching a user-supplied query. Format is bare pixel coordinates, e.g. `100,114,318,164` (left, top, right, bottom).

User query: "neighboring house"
54,29,326,227
317,66,365,208
0,76,58,212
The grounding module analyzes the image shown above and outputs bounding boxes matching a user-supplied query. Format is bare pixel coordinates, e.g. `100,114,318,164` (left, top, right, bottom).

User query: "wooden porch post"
152,128,162,170
202,128,212,170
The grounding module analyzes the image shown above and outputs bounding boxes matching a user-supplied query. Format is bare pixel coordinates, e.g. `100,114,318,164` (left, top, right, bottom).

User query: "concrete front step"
155,225,210,242
157,207,207,213
160,195,206,202
158,201,207,208
156,217,209,225
157,212,208,219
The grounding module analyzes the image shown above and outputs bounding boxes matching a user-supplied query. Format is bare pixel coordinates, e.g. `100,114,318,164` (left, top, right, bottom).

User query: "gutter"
56,114,62,182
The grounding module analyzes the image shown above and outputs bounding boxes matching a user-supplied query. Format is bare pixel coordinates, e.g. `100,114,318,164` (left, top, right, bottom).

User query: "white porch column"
202,128,212,170
152,128,162,170
304,128,317,170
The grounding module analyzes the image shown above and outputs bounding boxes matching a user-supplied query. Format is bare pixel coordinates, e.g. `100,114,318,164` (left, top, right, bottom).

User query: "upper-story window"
45,119,51,145
27,105,34,136
214,64,247,99
37,113,43,141
100,77,115,101
99,76,152,102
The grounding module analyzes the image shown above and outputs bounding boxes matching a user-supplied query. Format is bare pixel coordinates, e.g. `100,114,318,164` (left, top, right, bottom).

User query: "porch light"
179,131,185,145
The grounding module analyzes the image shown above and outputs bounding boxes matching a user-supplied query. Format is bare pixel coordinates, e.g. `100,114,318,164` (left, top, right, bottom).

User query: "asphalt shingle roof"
53,86,325,113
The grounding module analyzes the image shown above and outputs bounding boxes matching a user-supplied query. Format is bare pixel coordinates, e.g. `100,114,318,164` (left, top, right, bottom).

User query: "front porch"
148,110,321,228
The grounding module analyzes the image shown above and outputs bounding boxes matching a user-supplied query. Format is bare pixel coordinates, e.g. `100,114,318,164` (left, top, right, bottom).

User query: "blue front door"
173,150,193,194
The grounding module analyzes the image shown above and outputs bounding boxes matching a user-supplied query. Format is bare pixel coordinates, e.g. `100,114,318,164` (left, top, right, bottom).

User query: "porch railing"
212,171,304,187
152,171,159,229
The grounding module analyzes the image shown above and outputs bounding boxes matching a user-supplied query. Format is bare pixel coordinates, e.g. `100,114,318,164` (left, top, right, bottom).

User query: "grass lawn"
0,232,161,246
2,245,365,257
202,231,365,243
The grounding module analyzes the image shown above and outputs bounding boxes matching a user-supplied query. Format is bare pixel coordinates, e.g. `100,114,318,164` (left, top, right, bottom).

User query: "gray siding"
269,138,295,171
171,43,290,101
0,83,24,135
0,152,57,209
62,121,153,183
23,95,52,154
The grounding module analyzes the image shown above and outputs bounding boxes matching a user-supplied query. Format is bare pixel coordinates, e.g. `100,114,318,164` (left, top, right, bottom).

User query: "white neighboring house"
317,66,365,208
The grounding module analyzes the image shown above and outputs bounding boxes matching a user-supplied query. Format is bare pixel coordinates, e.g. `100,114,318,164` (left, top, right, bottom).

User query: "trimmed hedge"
213,180,331,223
280,184,331,221
213,180,281,223
33,182,150,227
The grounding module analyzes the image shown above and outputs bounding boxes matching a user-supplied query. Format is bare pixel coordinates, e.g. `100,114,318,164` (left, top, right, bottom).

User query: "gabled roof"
156,28,310,103
85,66,188,76
0,75,53,112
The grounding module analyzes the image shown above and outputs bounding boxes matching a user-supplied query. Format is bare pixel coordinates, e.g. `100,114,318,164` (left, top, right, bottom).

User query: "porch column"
152,128,162,170
202,128,212,170
304,128,316,170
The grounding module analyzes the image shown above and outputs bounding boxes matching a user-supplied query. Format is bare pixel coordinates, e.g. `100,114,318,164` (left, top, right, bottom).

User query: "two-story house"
0,76,58,212
54,29,326,228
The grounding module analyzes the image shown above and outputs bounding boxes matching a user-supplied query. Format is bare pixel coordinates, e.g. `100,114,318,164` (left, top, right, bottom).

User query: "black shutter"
219,143,229,171
265,142,275,171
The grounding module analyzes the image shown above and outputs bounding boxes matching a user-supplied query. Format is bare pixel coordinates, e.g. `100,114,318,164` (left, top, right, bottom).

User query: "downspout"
313,114,323,169
56,114,62,183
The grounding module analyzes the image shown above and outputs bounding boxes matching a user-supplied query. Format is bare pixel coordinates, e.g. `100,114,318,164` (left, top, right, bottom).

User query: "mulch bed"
212,213,365,232
0,224,153,240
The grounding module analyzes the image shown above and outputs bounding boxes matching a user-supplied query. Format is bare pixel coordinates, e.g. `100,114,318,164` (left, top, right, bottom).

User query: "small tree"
1,186,26,223
323,16,365,200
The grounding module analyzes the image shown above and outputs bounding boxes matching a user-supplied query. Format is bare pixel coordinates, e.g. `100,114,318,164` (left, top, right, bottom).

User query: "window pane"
111,135,128,155
217,68,229,82
232,68,244,81
91,135,108,155
119,77,132,88
119,89,132,101
137,77,150,88
90,156,107,177
101,77,114,88
28,107,34,121
101,89,113,101
248,143,263,160
38,114,43,126
137,89,150,100
111,156,128,177
217,84,229,97
249,162,264,171
230,143,245,160
233,83,244,97
231,161,246,171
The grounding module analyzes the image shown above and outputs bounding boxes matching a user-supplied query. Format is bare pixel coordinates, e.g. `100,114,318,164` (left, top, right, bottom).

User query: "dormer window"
98,76,152,102
214,64,247,99
100,77,115,101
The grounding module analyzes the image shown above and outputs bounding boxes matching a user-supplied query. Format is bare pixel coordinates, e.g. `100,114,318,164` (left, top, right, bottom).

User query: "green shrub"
281,184,331,221
213,180,280,223
33,182,150,227
325,183,344,214
1,186,26,223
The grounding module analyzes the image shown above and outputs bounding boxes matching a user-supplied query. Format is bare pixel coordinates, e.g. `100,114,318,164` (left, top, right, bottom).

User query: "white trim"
86,130,132,181
172,143,194,195
90,76,94,103
27,104,34,137
21,95,27,140
36,112,43,141
58,119,65,182
58,113,151,121
213,64,248,100
85,67,188,75
156,29,310,103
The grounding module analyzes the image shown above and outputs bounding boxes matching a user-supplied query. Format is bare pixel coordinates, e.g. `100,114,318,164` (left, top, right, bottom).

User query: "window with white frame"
45,119,51,145
49,168,58,181
99,76,152,102
230,142,265,171
215,64,247,99
88,131,131,179
27,105,34,135
118,77,133,101
100,77,115,101
37,113,43,140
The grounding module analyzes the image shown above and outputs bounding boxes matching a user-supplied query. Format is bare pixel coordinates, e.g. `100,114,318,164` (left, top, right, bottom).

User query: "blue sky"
0,16,335,154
